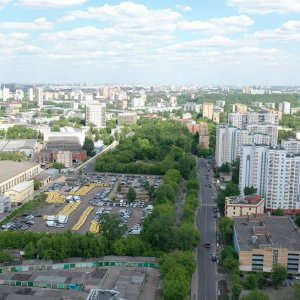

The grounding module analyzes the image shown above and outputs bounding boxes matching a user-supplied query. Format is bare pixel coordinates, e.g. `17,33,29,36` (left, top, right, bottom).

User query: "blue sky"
0,0,300,85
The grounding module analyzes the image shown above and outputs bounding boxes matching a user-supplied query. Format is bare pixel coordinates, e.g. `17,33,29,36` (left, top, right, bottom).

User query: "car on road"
204,242,211,248
211,253,217,261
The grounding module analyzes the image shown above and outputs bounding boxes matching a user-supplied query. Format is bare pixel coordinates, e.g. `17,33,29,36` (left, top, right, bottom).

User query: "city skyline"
0,0,300,85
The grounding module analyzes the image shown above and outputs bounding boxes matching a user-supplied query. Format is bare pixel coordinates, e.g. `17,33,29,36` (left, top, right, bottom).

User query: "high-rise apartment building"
28,88,34,101
239,145,300,211
85,101,106,128
33,87,43,108
281,139,300,154
215,124,278,167
202,103,214,120
2,87,10,101
279,102,291,115
228,112,279,129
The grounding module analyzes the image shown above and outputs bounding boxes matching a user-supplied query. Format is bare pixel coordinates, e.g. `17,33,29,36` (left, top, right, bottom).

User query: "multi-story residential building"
28,88,34,101
234,103,248,113
279,102,291,115
215,125,278,167
182,102,201,113
202,102,214,120
85,101,106,128
216,100,225,108
33,87,43,108
281,139,300,154
225,194,264,218
228,112,279,129
0,196,11,213
198,122,210,149
239,145,300,211
2,87,10,101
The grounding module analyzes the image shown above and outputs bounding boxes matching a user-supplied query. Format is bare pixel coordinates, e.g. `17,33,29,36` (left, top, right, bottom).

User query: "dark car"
204,242,211,248
211,253,217,261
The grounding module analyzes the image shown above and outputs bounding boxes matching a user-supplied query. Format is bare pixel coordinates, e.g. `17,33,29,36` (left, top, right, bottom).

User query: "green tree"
83,136,95,156
175,223,201,250
295,216,300,228
271,264,287,287
0,251,14,263
294,284,300,300
219,217,234,245
127,187,137,203
223,256,239,272
219,162,230,173
24,241,35,259
34,179,40,190
99,214,126,241
117,183,122,192
272,208,285,216
244,186,257,195
52,162,65,170
244,274,259,290
240,290,270,300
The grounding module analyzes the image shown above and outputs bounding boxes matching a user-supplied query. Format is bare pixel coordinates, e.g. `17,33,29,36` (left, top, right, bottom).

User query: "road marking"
201,204,216,207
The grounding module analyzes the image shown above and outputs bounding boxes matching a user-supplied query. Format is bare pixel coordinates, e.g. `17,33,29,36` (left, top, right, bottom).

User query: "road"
195,158,218,300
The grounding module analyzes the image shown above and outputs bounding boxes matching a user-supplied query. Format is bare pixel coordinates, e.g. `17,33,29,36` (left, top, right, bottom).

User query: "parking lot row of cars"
2,215,36,231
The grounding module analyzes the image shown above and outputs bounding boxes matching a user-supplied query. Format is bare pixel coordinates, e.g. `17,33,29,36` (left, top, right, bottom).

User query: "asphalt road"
196,158,218,300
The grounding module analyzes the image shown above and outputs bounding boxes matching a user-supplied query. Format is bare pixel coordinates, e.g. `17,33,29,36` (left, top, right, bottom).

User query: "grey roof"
0,161,40,183
0,140,37,152
234,216,300,252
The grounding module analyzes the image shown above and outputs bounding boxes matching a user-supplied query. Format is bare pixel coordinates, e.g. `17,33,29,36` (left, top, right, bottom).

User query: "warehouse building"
4,180,34,205
233,216,300,273
0,161,40,195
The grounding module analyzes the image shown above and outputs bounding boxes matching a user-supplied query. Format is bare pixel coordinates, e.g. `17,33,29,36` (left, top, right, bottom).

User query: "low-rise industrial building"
0,139,38,158
0,161,40,195
4,180,34,205
225,194,264,218
0,196,11,213
233,216,300,273
56,150,72,168
34,172,51,188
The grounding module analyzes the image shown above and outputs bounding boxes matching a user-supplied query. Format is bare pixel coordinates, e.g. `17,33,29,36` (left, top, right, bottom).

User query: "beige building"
4,180,34,205
202,103,214,120
233,216,300,273
118,112,138,126
198,122,209,149
56,151,72,168
225,194,264,218
0,161,40,195
235,103,248,113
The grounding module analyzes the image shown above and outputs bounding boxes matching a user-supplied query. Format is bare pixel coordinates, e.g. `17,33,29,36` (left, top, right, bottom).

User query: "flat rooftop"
0,140,37,152
227,194,263,206
234,216,300,252
0,161,40,183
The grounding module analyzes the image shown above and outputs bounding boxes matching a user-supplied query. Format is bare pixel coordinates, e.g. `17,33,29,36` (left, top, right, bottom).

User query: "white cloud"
0,0,11,9
17,0,86,8
177,15,254,33
228,0,300,14
0,18,53,30
175,4,192,12
251,20,300,42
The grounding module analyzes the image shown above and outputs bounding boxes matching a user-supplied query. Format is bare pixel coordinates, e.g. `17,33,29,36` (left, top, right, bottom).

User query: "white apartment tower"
215,124,278,167
240,145,300,211
228,112,279,129
86,101,106,128
28,88,34,101
33,87,43,108
279,102,291,115
2,87,10,101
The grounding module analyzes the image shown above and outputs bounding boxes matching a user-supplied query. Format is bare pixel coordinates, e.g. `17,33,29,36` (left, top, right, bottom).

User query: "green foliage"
232,273,242,300
155,184,176,204
6,125,38,139
99,214,126,241
243,274,259,290
0,251,14,263
182,189,199,224
280,115,300,130
219,162,230,173
117,183,122,192
244,186,257,195
217,182,240,213
141,203,175,252
52,162,65,170
83,136,95,156
272,208,285,216
294,283,300,300
240,290,270,300
271,264,287,287
112,236,151,256
221,246,238,261
175,223,200,250
278,130,296,142
160,251,196,300
33,179,40,190
0,152,27,161
95,120,195,177
50,116,83,131
223,255,239,272
219,217,234,245
126,187,137,202
186,179,199,190
24,241,35,259
295,216,300,228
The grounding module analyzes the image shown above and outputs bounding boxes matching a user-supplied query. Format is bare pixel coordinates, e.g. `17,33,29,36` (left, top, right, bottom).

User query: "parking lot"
2,173,162,236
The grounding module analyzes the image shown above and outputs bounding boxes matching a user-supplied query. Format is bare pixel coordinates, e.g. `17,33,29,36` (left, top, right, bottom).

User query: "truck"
46,221,56,227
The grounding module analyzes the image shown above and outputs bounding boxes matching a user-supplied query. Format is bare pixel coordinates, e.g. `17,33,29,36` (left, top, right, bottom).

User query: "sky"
0,0,300,85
